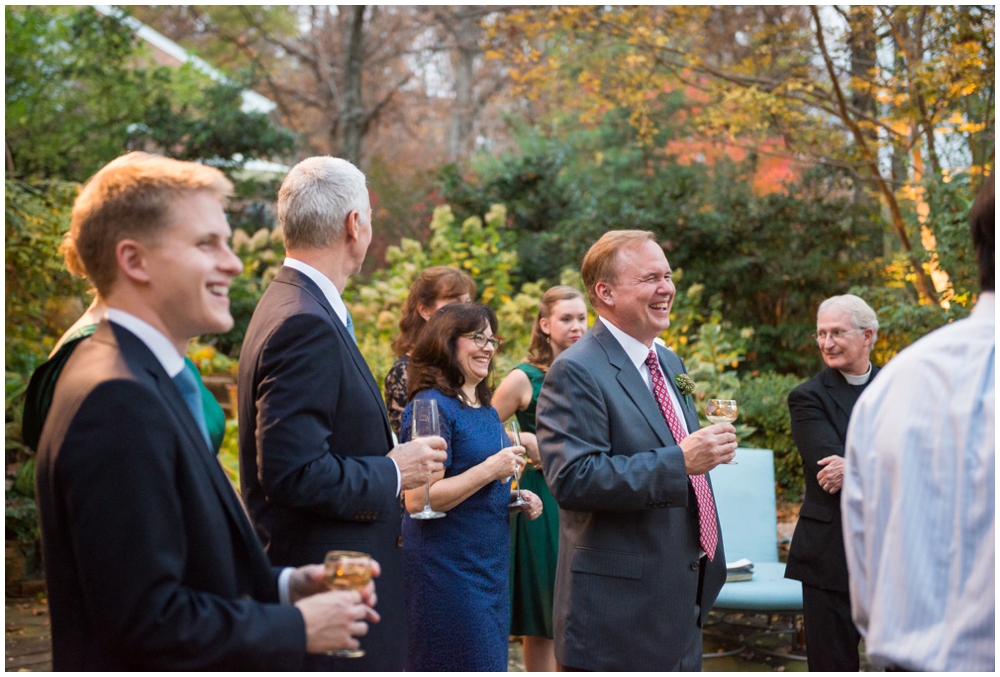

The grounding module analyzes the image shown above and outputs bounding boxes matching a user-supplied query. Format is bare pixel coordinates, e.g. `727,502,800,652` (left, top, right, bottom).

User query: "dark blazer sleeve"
252,312,398,519
55,381,304,670
538,354,691,512
787,382,845,482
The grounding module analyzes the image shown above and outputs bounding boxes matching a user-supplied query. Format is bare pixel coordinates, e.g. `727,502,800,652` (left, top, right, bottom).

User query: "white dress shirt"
282,257,402,496
600,316,689,438
842,292,995,671
106,308,296,604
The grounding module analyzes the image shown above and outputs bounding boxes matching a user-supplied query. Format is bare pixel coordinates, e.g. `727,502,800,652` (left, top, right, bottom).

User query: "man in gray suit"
537,230,737,671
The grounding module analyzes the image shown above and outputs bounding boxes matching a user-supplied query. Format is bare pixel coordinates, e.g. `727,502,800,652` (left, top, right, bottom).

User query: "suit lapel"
593,319,673,447
275,267,394,446
655,346,701,434
822,367,859,426
111,323,262,554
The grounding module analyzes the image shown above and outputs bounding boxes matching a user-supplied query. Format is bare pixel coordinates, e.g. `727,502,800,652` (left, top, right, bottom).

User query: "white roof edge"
91,5,277,115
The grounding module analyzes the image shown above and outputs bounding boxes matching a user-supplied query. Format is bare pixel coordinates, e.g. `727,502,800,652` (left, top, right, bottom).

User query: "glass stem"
423,481,432,511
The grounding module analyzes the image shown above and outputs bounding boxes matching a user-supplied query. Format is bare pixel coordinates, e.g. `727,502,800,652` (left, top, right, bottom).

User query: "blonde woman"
492,286,587,672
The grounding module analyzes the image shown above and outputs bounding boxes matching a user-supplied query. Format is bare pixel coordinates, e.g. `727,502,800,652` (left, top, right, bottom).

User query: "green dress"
22,324,226,454
508,363,560,639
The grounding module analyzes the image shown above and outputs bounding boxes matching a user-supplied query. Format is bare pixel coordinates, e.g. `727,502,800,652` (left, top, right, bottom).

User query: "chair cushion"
712,562,803,611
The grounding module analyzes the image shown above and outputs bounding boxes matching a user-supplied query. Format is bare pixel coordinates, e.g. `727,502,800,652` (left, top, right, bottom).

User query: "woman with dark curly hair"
384,266,475,436
400,303,543,671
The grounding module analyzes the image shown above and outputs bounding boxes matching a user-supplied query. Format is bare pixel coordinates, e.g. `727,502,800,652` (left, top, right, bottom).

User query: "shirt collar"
283,257,348,325
106,308,186,378
971,291,995,324
840,362,872,386
600,315,656,372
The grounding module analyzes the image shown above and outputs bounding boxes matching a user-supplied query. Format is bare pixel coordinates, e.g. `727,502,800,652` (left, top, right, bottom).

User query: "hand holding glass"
323,550,374,657
705,399,739,465
409,399,446,519
505,419,530,508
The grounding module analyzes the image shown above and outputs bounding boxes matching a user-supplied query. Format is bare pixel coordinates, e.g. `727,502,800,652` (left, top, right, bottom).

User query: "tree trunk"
448,43,476,161
340,5,366,165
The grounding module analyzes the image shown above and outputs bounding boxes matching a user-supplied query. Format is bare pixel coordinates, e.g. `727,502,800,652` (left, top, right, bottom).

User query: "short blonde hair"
68,152,232,296
581,230,656,307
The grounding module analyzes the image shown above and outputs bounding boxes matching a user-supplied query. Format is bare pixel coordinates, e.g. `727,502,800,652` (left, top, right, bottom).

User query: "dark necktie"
172,366,212,452
645,349,719,560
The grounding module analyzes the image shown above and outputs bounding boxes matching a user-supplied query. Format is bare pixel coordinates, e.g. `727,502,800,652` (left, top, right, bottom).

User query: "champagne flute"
505,418,531,508
324,550,374,658
409,399,446,519
705,398,739,465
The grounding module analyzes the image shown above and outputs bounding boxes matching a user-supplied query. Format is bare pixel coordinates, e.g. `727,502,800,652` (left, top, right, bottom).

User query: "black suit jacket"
35,321,305,670
785,365,879,591
238,266,402,671
537,319,726,670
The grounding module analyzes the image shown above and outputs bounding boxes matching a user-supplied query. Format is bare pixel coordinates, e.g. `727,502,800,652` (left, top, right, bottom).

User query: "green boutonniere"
675,373,696,396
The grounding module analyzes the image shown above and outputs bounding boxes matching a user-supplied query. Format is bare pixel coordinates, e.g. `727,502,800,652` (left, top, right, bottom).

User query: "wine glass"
705,398,739,465
505,418,531,508
409,399,446,519
324,550,374,658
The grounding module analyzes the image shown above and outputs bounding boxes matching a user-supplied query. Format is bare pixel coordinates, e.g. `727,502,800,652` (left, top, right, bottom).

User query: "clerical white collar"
283,257,348,326
106,308,185,378
840,362,872,386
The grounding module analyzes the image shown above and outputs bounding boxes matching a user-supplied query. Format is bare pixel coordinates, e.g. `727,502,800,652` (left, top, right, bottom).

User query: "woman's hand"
519,431,541,466
486,445,526,483
511,489,544,520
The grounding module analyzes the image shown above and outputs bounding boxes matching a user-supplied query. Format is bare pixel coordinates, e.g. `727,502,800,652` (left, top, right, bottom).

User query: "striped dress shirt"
842,292,995,672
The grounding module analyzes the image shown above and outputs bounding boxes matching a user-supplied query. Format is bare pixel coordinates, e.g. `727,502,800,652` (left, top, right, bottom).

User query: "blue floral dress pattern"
401,389,510,671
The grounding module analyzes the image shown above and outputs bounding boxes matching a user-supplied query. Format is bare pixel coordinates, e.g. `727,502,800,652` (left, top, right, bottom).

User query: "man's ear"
595,281,614,307
116,239,152,284
344,210,361,242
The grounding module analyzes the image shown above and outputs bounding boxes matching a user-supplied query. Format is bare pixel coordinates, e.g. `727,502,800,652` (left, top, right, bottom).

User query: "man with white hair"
238,157,447,671
785,293,880,671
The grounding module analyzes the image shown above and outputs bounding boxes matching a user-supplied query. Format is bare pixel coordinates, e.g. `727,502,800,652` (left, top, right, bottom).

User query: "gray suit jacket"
537,318,726,670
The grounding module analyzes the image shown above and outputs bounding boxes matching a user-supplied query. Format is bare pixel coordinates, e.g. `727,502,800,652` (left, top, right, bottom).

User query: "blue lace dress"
401,389,511,671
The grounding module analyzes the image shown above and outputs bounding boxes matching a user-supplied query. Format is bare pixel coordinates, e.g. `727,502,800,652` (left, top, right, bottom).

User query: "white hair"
277,157,370,249
818,294,879,341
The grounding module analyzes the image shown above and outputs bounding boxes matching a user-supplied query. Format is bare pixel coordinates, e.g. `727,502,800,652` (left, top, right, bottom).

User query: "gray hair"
277,157,370,249
818,294,879,341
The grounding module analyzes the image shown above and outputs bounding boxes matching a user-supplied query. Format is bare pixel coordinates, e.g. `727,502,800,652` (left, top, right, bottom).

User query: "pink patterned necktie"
645,349,718,560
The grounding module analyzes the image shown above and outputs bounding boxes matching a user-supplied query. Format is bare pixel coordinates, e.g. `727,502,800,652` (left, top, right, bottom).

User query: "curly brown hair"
391,266,477,357
407,303,498,407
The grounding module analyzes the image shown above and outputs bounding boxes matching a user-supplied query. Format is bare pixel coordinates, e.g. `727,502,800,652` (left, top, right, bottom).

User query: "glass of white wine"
323,550,374,657
409,398,446,519
505,418,530,508
705,399,739,465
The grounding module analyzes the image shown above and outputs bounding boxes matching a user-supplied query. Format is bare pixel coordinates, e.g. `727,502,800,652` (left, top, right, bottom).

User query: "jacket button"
396,537,404,548
690,561,700,571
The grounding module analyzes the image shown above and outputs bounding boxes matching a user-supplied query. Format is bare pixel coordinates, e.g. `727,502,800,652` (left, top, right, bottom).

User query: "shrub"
736,371,804,500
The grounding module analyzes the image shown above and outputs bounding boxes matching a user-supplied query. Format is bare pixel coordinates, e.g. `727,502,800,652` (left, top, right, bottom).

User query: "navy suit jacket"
35,321,305,670
785,365,879,591
237,266,403,671
537,318,727,670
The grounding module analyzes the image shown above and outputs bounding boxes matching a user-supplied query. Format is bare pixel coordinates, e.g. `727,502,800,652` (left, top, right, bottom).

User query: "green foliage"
5,493,39,545
736,372,804,499
441,125,883,376
5,5,295,183
218,419,241,490
5,179,88,377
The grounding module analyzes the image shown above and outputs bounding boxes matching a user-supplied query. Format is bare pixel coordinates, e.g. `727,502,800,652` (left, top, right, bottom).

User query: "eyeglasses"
462,332,500,350
812,329,864,342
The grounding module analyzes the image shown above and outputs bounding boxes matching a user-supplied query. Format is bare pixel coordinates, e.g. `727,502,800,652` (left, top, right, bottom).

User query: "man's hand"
389,437,448,491
296,590,380,654
288,560,382,605
518,431,542,466
816,455,844,493
680,423,737,475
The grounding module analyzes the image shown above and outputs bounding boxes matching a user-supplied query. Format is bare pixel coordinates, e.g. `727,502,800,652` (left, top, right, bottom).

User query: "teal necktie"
345,308,357,345
172,367,212,451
